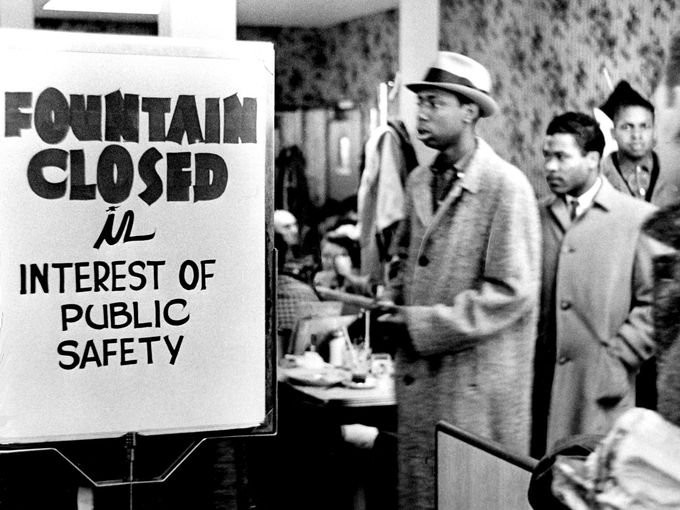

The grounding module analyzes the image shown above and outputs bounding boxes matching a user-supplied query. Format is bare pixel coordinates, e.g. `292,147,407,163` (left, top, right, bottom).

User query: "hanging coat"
357,122,416,285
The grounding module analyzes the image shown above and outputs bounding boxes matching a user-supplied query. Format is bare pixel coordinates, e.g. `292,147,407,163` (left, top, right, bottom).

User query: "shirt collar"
566,176,602,215
616,152,654,174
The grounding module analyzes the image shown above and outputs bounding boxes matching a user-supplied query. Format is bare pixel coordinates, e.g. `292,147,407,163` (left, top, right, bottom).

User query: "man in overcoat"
531,112,669,458
382,52,541,509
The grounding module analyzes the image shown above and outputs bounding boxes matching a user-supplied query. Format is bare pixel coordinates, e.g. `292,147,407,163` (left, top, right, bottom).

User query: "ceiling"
238,0,398,27
34,0,400,28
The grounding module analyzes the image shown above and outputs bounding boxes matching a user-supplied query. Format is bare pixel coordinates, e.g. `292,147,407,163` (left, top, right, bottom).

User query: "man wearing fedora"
381,51,540,509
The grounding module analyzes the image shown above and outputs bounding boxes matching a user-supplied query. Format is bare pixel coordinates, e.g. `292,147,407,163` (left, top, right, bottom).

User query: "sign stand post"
125,433,137,509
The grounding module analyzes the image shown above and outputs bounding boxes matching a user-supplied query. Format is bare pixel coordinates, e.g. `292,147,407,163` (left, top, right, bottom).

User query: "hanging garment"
275,145,312,226
357,121,417,285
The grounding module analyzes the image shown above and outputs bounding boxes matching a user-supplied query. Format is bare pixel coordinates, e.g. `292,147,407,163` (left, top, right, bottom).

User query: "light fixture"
43,0,162,15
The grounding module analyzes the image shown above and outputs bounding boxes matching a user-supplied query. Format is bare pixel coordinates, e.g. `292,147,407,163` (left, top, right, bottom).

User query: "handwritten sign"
0,30,273,443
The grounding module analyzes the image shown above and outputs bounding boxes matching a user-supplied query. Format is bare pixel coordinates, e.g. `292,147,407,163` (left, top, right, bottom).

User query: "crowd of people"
274,31,680,510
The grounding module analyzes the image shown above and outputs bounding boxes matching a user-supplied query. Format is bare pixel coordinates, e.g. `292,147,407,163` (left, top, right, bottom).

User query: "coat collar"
545,195,571,232
456,137,487,195
545,177,617,229
591,177,617,211
412,137,489,226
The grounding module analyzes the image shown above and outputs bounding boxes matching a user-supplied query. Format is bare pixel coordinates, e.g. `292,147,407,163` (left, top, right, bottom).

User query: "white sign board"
0,30,273,443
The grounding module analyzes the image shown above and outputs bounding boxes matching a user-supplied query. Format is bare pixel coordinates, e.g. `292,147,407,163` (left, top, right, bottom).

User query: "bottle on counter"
328,329,346,367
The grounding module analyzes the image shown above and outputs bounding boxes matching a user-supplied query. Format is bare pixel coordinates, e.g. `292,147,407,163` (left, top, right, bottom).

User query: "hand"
333,254,353,277
375,307,410,345
375,300,404,326
373,299,398,315
376,310,405,326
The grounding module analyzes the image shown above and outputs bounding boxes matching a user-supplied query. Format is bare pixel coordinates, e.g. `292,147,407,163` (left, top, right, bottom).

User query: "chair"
436,421,537,510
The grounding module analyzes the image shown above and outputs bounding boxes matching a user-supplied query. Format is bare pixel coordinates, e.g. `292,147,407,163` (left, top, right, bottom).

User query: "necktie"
569,198,579,221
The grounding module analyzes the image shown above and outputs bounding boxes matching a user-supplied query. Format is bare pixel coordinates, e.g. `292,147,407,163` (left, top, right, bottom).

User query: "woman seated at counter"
313,224,372,296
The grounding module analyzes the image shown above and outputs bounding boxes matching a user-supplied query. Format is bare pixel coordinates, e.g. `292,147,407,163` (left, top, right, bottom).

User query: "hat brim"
406,82,499,117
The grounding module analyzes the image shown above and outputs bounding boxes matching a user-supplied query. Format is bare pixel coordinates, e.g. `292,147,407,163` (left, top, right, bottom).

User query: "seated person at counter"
313,224,372,296
275,232,319,357
274,208,316,284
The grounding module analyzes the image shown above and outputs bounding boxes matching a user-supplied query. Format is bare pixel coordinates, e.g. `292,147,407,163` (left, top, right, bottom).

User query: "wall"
238,9,399,111
399,0,440,165
242,1,680,197
240,11,400,206
35,17,157,34
322,10,399,109
275,108,369,207
440,0,678,195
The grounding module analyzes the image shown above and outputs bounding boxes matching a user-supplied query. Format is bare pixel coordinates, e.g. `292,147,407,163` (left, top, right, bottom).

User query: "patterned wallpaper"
242,1,679,195
238,9,399,111
35,17,157,35
42,3,679,196
321,10,399,108
38,12,398,112
440,0,678,194
238,26,330,109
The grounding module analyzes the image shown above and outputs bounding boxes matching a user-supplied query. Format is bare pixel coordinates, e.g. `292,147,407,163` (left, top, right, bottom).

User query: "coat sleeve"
404,177,542,356
609,233,673,369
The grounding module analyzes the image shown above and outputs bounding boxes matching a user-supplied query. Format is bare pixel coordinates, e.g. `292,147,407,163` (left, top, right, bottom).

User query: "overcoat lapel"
547,196,571,233
418,179,465,253
416,139,485,258
411,169,433,227
546,179,615,233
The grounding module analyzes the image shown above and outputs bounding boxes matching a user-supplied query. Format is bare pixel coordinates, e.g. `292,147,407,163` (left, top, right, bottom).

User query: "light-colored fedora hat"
406,51,499,117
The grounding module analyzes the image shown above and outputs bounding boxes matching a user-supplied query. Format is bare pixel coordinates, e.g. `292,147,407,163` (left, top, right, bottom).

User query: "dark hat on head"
406,51,499,117
599,80,654,120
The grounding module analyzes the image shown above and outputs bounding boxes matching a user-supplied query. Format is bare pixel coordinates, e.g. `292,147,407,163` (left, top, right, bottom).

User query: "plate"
341,376,377,389
284,367,348,387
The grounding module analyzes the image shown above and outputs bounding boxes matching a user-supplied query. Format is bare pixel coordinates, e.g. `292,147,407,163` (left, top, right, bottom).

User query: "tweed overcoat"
534,179,669,453
388,138,541,510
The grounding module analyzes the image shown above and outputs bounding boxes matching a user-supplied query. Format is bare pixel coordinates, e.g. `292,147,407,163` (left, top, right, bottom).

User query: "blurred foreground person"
531,112,670,458
381,51,540,509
